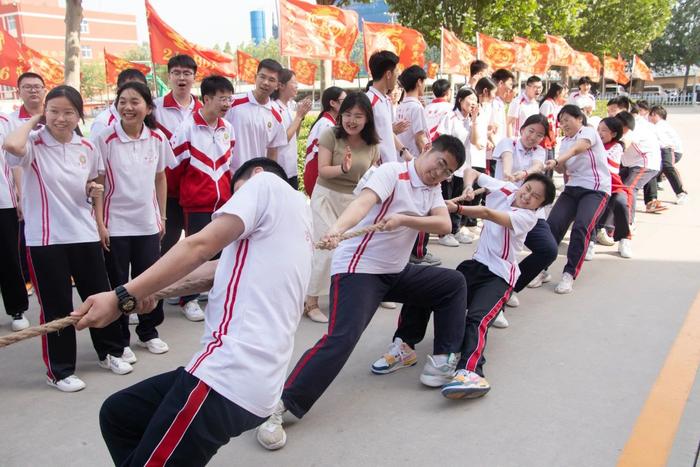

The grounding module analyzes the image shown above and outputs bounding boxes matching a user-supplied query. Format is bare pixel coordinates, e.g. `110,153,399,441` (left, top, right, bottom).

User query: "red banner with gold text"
363,21,427,71
104,50,151,86
290,57,317,85
477,33,518,69
332,61,360,82
441,28,474,75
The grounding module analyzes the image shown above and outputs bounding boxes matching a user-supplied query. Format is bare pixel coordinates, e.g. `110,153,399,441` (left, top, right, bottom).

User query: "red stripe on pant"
25,247,55,382
627,168,647,219
573,194,609,279
144,380,211,467
415,232,425,259
464,288,512,372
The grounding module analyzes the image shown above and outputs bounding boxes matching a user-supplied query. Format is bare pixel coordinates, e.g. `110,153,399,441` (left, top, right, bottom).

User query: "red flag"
426,62,439,79
280,0,358,61
545,34,575,67
513,36,549,75
145,0,235,78
569,51,601,81
632,55,653,81
477,33,518,69
17,44,64,88
332,60,360,81
236,50,259,84
441,28,474,75
0,29,31,87
104,50,151,86
290,57,317,85
604,55,630,85
363,21,427,71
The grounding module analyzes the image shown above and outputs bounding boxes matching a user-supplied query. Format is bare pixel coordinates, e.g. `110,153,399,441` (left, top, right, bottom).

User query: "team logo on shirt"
223,132,230,141
267,122,272,129
79,154,87,167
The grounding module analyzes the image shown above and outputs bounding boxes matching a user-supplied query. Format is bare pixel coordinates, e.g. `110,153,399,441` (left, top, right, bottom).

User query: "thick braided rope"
314,222,385,250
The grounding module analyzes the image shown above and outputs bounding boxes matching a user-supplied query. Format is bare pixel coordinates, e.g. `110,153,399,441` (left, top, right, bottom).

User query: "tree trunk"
64,0,83,90
682,63,690,92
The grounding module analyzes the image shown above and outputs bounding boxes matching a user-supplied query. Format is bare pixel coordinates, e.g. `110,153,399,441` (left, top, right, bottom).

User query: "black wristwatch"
115,285,137,315
399,147,408,157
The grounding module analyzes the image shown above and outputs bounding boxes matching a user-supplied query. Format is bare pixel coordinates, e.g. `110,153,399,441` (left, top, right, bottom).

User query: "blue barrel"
250,10,266,44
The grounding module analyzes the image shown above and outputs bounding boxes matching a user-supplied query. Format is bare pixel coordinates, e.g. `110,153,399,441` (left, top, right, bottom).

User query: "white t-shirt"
622,117,661,170
305,112,336,167
395,96,428,156
473,174,537,287
0,114,17,209
568,91,596,111
605,142,624,175
492,137,546,182
539,98,560,137
331,160,445,275
6,127,102,246
367,86,397,163
508,93,539,133
186,172,313,418
491,96,507,145
654,119,683,153
89,104,119,143
470,103,491,169
274,99,299,178
436,110,472,177
96,124,174,236
153,92,201,141
424,98,452,141
225,91,287,172
561,126,611,194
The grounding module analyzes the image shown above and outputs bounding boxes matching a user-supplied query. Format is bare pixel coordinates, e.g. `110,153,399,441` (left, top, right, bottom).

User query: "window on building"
80,19,89,33
81,45,92,59
6,15,17,33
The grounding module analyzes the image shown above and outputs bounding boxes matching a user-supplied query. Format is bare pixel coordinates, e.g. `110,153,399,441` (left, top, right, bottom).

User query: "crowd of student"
0,49,688,464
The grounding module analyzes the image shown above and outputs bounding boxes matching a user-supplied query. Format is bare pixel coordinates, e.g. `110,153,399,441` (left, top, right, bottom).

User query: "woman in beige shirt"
305,92,380,322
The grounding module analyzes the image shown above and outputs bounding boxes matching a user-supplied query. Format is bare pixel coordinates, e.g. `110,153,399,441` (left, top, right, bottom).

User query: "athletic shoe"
256,400,287,450
182,301,205,322
379,301,397,309
441,369,491,399
419,353,459,387
422,252,442,266
198,292,209,302
585,241,595,261
618,238,633,258
128,313,139,325
554,273,574,294
527,270,552,288
676,192,689,205
165,297,180,306
121,346,138,364
138,338,169,354
371,338,417,374
438,234,460,247
491,311,509,329
505,293,519,308
11,313,29,331
596,229,615,246
455,229,475,244
98,355,133,375
47,375,86,393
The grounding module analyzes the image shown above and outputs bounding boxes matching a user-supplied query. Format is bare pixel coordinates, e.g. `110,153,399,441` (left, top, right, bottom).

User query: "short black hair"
636,99,650,111
432,79,450,98
520,113,550,136
469,60,488,77
257,58,282,75
116,68,147,87
474,77,496,99
231,157,288,189
201,75,234,98
431,134,466,169
368,50,399,81
17,72,45,87
453,87,476,111
167,54,197,73
600,116,624,143
524,172,556,206
526,75,542,86
649,105,667,120
558,104,587,126
615,111,636,131
492,68,515,85
578,76,593,86
398,65,426,92
607,95,631,111
335,91,379,146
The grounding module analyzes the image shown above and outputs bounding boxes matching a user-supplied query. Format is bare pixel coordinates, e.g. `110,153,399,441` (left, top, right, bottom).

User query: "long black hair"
557,104,587,127
115,81,157,129
311,86,344,128
539,82,566,107
599,116,624,149
270,68,295,101
453,87,476,112
44,85,84,136
334,91,379,146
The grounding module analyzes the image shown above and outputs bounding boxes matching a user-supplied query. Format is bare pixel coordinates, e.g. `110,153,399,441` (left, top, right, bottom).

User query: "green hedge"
295,114,317,194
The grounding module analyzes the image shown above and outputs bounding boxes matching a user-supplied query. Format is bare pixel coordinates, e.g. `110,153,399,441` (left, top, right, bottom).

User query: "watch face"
123,299,136,312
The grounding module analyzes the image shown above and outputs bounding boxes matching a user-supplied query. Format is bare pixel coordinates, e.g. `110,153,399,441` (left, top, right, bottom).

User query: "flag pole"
439,27,444,76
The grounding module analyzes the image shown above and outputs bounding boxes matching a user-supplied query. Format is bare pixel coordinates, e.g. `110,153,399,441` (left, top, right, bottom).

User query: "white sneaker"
47,375,86,392
492,311,509,328
554,273,574,294
438,234,460,247
585,241,595,261
121,346,138,364
676,192,689,205
128,313,139,325
618,238,633,258
99,354,133,375
166,297,180,306
182,300,205,322
455,228,475,244
256,400,287,450
506,293,519,308
527,270,552,288
379,301,397,309
11,313,29,331
138,338,169,354
595,229,615,246
419,353,459,387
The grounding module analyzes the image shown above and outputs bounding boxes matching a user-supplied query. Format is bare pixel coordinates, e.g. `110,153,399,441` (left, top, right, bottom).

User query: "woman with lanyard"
303,86,346,197
543,105,611,294
304,92,380,323
272,69,312,189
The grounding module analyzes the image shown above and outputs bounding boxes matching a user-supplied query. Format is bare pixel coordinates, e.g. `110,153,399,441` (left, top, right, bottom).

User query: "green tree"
213,43,221,52
223,41,233,55
80,60,106,99
238,38,282,62
642,0,700,89
122,43,151,62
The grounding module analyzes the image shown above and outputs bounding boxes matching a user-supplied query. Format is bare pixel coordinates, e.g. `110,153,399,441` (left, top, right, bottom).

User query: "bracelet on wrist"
340,164,349,174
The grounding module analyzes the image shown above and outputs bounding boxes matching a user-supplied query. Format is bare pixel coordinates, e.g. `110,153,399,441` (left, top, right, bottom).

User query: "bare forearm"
3,119,35,156
401,213,451,235
155,172,167,218
458,205,512,229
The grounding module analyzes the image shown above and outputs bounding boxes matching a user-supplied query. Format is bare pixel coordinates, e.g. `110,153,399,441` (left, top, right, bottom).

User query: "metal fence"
599,92,699,106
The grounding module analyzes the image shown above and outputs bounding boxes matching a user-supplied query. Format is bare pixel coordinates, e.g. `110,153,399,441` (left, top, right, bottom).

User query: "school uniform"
89,103,119,142
425,98,452,142
621,117,661,222
507,92,539,133
546,126,611,279
395,175,537,376
0,114,28,318
96,123,175,346
100,173,313,466
653,119,686,196
303,112,336,197
281,160,468,419
395,96,428,157
437,109,473,234
224,90,287,172
568,91,596,112
274,99,300,188
598,141,632,241
463,104,492,225
366,86,398,163
539,98,561,164
6,127,123,381
154,92,202,255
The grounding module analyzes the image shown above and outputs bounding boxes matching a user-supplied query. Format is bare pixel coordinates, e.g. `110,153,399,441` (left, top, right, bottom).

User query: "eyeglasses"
214,95,234,104
436,157,454,177
256,73,278,84
170,70,194,78
20,85,44,92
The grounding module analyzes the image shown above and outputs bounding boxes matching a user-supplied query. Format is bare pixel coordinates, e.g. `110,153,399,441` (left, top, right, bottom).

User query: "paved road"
1,110,699,467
